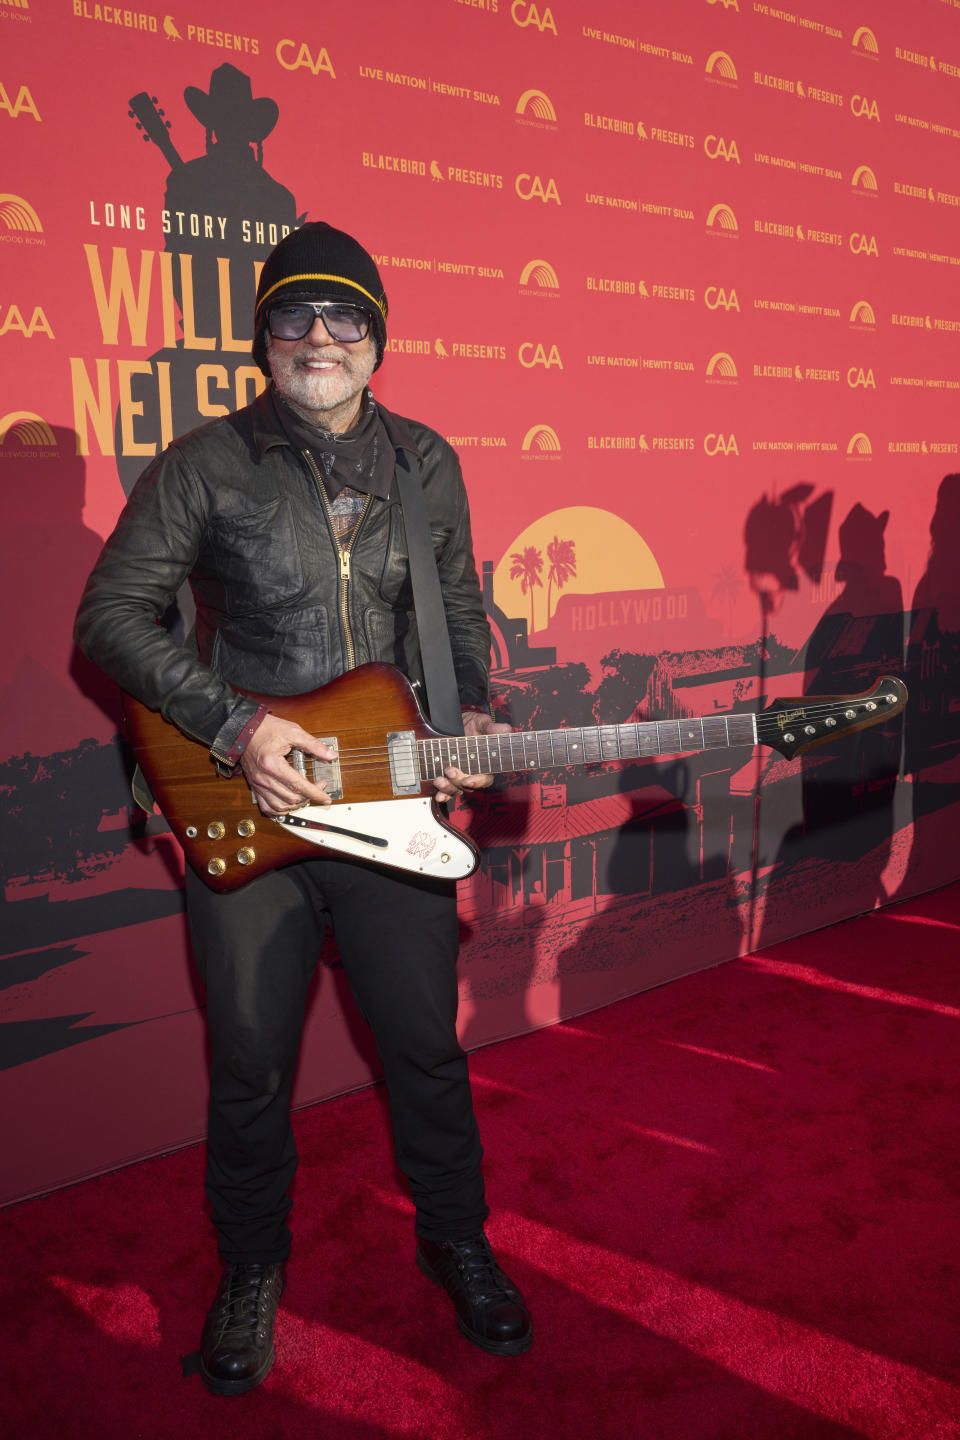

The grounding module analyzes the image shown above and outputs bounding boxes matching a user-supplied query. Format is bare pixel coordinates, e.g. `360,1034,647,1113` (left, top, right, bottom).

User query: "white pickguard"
274,796,477,879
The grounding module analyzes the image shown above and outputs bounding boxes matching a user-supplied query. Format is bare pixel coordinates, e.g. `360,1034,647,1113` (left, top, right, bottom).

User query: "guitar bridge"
291,739,342,800
387,730,421,795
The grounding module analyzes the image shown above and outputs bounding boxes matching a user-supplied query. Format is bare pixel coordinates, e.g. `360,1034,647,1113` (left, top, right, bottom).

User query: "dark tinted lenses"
267,302,371,343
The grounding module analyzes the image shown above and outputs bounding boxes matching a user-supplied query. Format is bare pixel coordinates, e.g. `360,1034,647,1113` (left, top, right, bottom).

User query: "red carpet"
4,883,960,1440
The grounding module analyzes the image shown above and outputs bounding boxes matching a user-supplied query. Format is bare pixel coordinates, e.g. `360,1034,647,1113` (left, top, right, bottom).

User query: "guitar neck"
417,711,759,782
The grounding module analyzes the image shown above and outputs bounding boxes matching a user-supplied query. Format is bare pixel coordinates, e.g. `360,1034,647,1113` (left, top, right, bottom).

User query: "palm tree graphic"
546,536,577,621
510,544,544,633
711,562,742,637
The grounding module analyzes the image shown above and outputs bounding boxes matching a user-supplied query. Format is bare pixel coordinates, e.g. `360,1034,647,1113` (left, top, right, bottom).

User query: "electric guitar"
123,662,907,893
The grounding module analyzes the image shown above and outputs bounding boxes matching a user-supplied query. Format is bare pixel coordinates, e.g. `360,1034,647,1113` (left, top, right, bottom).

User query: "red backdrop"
3,0,959,1205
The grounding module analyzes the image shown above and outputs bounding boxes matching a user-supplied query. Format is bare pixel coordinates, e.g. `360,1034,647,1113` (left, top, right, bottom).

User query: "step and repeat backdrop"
3,0,960,1202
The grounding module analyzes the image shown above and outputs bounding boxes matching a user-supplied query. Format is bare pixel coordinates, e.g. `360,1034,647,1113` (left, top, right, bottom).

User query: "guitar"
123,662,907,893
128,91,183,170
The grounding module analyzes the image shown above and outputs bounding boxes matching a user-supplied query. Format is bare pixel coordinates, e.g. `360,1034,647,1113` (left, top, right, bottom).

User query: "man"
75,222,533,1395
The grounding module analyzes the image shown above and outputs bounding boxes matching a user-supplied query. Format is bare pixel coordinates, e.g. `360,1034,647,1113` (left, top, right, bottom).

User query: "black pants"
185,858,488,1264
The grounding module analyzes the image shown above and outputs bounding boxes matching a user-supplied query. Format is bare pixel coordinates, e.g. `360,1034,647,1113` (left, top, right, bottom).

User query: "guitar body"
123,663,479,892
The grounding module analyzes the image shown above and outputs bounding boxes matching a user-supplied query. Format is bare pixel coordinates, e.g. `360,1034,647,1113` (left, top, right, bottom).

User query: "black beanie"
252,222,388,376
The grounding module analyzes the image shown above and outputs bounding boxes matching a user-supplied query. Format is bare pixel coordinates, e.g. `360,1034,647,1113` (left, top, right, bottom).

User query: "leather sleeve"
74,443,260,759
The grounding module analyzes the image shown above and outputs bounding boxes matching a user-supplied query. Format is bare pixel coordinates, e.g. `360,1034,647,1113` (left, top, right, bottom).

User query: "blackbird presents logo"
511,2,558,35
706,203,738,236
0,192,42,231
849,300,876,328
0,410,56,449
519,258,559,290
846,431,873,458
515,173,560,203
521,424,562,453
852,165,878,193
852,27,879,58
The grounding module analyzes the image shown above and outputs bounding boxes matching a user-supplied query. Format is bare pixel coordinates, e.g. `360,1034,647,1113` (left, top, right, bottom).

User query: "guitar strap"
395,459,464,737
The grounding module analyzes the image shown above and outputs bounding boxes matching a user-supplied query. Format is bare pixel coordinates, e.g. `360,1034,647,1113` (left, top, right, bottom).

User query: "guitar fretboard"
417,712,759,780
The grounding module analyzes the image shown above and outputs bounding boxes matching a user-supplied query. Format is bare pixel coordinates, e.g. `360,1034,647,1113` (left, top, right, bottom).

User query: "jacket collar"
249,384,422,466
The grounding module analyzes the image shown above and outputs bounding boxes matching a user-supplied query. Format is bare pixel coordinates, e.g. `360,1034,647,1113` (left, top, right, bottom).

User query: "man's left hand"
432,710,512,798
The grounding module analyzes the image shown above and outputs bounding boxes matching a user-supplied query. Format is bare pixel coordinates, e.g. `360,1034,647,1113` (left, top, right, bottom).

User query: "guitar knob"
208,857,227,876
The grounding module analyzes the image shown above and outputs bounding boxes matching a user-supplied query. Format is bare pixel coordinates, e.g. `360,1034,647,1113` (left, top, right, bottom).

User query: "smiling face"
266,310,378,434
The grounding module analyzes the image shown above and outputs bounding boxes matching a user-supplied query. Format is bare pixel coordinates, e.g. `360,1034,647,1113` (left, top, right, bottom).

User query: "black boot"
416,1234,533,1355
199,1262,285,1395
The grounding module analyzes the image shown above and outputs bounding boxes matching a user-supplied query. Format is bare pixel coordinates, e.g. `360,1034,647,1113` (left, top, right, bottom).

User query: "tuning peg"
151,95,158,103
128,108,134,117
157,107,165,115
143,134,150,143
165,120,172,130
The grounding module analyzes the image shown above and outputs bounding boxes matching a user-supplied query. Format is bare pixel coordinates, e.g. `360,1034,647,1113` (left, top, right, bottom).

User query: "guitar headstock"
128,91,182,169
758,675,907,760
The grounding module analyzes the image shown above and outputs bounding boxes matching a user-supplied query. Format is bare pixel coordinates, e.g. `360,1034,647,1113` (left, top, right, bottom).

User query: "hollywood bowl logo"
706,352,738,384
519,258,560,292
515,88,558,128
705,50,738,84
846,431,873,458
521,424,562,455
849,300,876,328
852,26,879,58
0,410,57,454
706,202,739,236
852,164,879,194
0,193,42,231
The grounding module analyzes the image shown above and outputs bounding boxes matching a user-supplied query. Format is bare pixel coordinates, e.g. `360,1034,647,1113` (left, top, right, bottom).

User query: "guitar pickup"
388,730,421,795
291,738,343,801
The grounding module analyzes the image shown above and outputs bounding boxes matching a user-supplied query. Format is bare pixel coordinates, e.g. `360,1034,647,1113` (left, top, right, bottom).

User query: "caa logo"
704,136,740,163
849,232,879,257
0,411,57,448
852,26,879,57
851,95,880,121
704,433,739,456
852,165,878,192
0,83,41,121
0,193,42,232
706,0,739,8
516,173,561,204
704,286,740,311
519,258,560,289
705,50,738,81
847,431,873,457
276,40,336,77
849,300,876,326
0,304,53,338
706,203,738,232
516,89,558,121
511,1,558,34
519,343,563,369
521,424,562,451
847,366,876,389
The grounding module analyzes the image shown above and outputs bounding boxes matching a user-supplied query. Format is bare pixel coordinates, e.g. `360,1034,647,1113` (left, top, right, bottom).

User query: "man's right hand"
239,714,335,815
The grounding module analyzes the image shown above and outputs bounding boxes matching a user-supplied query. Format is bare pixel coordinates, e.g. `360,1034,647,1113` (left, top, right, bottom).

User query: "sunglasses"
267,301,372,344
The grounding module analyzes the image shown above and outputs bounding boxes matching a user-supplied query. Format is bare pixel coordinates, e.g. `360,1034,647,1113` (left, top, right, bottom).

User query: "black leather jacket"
75,387,491,763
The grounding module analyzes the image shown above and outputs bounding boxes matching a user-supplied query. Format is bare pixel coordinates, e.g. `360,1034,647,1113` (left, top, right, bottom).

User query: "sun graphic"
494,506,664,635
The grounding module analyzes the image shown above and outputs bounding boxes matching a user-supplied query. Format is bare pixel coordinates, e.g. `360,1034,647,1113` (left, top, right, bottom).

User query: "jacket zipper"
302,449,371,671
